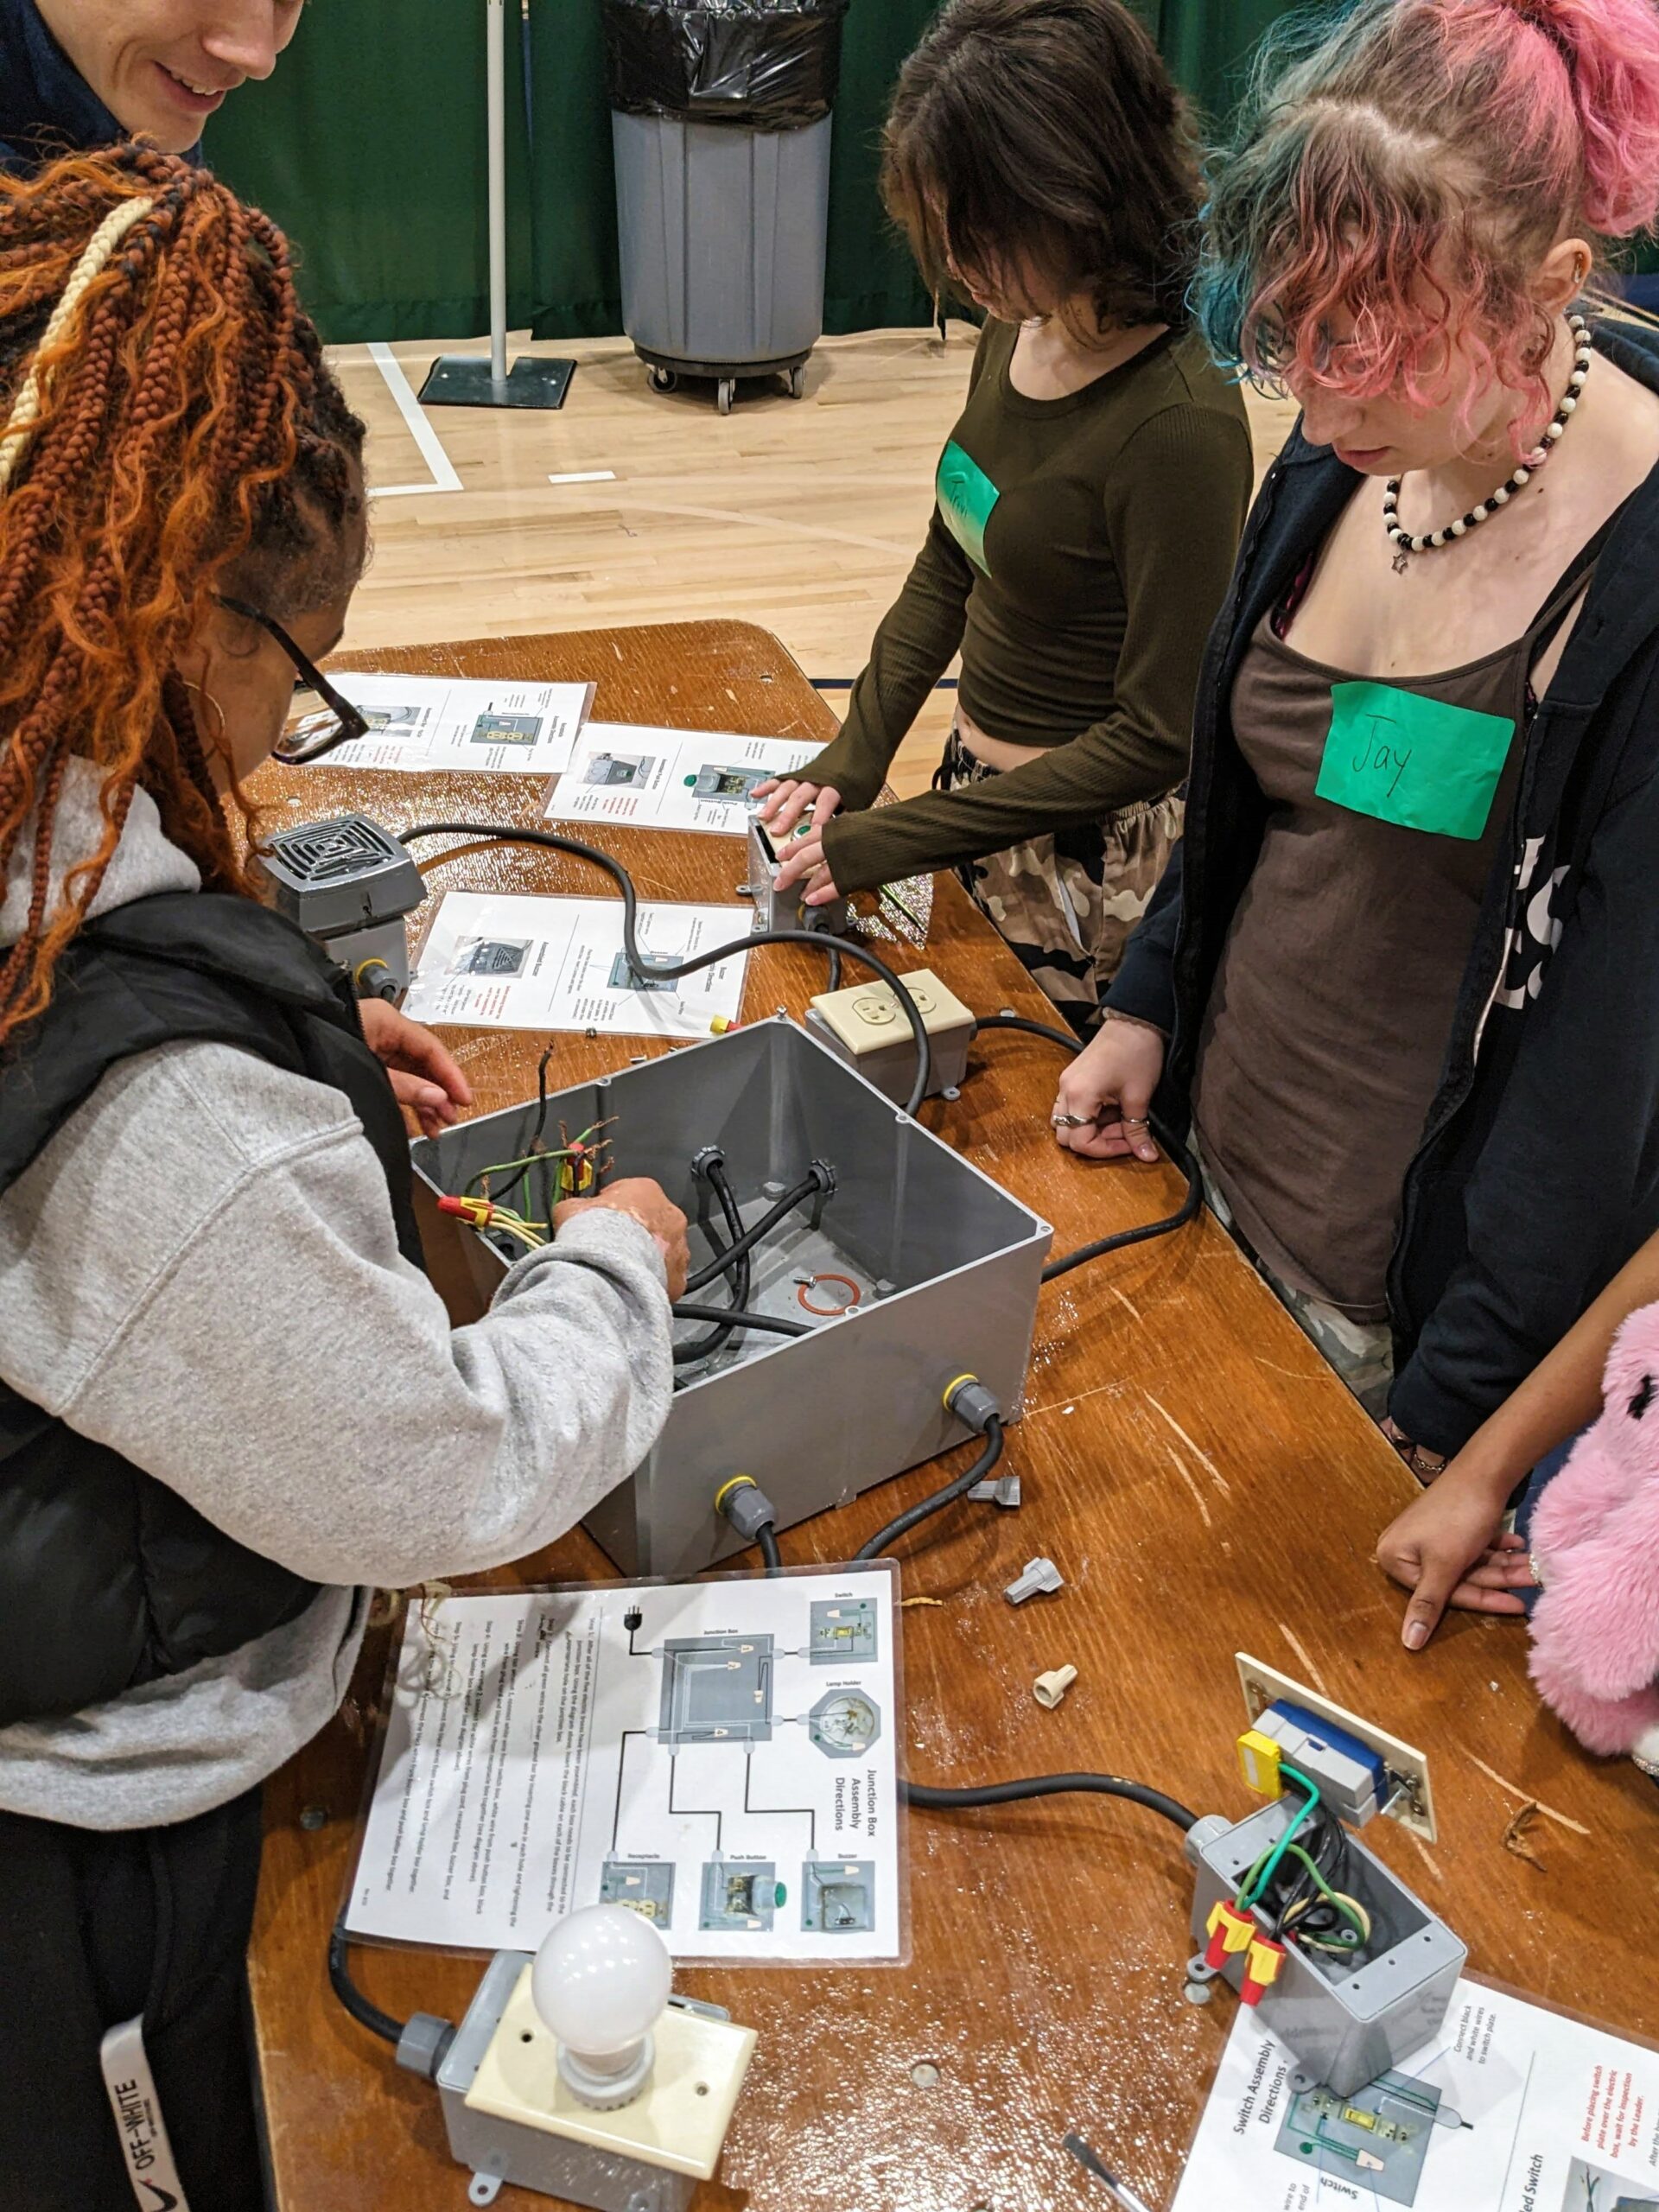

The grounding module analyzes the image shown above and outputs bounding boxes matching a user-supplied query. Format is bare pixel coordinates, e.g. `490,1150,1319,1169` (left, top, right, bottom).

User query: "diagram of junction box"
658,1635,775,1746
599,1586,890,1946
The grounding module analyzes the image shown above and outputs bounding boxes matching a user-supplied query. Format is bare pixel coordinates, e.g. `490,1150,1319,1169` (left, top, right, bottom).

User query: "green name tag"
1316,681,1516,841
936,438,999,574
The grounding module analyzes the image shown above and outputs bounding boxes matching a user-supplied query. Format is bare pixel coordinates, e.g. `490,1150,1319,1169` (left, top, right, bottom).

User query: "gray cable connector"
944,1375,1002,1433
395,2012,456,2081
1005,1557,1063,1605
715,1476,780,1542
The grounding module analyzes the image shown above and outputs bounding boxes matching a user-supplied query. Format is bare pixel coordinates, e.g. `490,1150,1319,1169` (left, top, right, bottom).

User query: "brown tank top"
1191,549,1604,1319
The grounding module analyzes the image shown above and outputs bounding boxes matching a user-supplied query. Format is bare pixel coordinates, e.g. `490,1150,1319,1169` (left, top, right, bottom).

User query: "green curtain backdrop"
207,0,1294,347
205,0,539,342
1135,0,1294,129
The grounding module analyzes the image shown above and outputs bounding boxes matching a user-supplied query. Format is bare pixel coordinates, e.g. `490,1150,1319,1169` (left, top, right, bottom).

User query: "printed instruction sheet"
403,888,749,1038
545,721,825,834
289,672,590,775
346,1569,902,1964
1173,1977,1659,2210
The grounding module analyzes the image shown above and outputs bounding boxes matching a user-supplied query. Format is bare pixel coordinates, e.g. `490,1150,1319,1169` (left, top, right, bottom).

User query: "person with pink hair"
1052,1,1659,1511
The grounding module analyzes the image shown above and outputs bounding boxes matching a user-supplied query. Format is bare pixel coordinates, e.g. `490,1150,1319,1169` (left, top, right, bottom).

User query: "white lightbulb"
531,1904,673,2108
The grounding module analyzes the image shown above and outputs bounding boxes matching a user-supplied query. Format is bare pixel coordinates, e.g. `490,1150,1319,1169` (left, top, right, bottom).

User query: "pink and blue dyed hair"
1196,0,1659,432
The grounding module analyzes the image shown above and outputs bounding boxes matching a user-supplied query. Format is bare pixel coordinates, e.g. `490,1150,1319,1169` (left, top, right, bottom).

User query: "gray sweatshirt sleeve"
0,1040,675,1588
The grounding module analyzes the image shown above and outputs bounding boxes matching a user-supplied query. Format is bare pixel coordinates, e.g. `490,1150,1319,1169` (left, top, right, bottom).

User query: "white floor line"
548,469,618,486
364,341,463,499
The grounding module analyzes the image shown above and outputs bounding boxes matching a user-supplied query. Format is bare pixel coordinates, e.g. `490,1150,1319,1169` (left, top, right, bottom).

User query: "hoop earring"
179,677,227,747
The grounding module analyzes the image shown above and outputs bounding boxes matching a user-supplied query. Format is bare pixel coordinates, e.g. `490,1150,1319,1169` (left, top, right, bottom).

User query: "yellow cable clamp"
713,1475,758,1513
942,1372,979,1411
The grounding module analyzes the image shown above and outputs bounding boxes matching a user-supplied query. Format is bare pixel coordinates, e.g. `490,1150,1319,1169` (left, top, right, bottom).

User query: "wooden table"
250,620,1658,2212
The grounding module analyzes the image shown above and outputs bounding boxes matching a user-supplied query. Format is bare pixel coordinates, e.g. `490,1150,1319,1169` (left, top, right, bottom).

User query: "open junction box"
413,1017,1052,1577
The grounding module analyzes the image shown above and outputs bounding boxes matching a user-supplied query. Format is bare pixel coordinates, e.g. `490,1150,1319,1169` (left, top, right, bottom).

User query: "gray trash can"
603,0,849,414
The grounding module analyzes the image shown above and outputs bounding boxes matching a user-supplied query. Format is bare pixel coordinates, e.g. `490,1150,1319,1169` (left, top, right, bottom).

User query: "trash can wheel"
647,365,678,395
785,365,806,399
716,378,736,416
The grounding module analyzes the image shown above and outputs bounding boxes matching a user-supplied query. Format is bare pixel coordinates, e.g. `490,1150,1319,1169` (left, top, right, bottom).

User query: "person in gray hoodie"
0,149,689,2211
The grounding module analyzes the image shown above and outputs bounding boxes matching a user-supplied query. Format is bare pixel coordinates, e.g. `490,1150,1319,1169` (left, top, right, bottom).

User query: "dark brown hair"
0,146,366,1040
881,0,1202,333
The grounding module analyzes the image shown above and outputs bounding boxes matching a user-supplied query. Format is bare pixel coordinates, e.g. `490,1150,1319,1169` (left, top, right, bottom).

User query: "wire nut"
1033,1666,1078,1709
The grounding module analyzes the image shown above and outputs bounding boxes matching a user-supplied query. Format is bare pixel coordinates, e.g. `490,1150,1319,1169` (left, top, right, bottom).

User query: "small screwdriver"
1064,2133,1159,2212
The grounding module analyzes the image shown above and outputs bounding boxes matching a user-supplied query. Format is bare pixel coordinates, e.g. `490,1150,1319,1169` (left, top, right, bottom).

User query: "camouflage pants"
937,728,1182,1035
1192,1135,1396,1421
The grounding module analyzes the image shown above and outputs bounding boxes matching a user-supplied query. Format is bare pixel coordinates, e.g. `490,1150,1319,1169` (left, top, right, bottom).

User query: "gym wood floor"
333,320,1299,799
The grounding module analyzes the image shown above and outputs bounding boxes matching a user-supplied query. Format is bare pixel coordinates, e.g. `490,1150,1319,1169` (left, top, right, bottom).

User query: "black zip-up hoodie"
0,0,201,177
0,0,122,175
1108,318,1659,1456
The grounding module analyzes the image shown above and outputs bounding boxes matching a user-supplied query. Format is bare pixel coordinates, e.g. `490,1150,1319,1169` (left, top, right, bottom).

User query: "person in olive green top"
757,0,1252,1028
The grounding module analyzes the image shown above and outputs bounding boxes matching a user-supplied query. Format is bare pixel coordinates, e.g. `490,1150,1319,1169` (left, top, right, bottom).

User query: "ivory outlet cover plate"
809,969,973,1056
1236,1651,1438,1843
464,1967,757,2181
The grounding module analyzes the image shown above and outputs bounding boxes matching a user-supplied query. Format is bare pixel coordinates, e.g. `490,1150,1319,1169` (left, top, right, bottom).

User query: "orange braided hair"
0,146,365,1044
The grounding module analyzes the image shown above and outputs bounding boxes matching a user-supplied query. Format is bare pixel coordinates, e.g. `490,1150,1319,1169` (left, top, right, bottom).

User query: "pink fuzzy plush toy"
1529,1303,1659,1764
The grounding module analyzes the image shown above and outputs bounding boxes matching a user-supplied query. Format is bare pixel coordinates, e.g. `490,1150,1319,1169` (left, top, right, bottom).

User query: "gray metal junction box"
412,1018,1052,1577
1185,1799,1467,2096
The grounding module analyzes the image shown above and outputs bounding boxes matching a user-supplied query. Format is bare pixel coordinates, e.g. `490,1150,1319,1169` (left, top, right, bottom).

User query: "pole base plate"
418,355,575,410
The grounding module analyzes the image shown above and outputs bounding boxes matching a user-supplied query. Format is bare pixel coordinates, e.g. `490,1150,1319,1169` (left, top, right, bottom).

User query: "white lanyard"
99,2018,194,2212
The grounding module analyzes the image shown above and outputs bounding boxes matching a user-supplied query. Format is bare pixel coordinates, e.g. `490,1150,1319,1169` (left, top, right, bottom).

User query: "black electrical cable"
399,821,934,1116
756,1523,784,1574
854,1416,1005,1561
683,1166,830,1294
902,1773,1198,1834
972,1011,1084,1054
804,911,842,994
671,1301,812,1339
673,1158,751,1367
328,1915,405,2047
969,1011,1205,1284
1039,1131,1203,1282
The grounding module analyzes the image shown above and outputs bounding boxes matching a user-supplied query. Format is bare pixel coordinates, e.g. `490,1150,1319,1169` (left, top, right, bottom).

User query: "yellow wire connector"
1236,1728,1284,1798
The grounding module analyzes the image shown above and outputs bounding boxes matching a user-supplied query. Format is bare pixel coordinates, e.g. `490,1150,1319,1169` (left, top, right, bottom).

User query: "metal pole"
418,0,572,410
486,0,508,389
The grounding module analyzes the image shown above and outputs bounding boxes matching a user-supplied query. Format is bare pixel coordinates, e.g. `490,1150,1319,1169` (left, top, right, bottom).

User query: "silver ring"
1121,1116,1151,1128
1051,1113,1090,1128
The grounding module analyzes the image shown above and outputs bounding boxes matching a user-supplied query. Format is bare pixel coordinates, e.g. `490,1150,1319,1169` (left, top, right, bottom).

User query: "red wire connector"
1203,1901,1256,1972
438,1195,495,1225
1240,1937,1286,2008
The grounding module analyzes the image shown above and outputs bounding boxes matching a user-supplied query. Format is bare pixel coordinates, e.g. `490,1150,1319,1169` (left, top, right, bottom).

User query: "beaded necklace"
1382,314,1592,572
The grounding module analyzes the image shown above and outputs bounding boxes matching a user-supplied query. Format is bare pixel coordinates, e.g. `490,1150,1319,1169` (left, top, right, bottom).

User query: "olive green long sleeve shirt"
815,321,1252,894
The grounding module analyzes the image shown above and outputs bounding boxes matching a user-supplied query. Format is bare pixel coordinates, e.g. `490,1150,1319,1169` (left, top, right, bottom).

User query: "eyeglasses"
215,594,372,766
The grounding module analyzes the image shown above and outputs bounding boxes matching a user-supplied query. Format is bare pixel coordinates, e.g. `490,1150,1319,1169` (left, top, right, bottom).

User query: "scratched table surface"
248,620,1658,2212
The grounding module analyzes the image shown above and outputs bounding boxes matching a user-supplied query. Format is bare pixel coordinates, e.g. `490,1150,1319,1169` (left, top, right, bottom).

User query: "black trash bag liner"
604,0,849,130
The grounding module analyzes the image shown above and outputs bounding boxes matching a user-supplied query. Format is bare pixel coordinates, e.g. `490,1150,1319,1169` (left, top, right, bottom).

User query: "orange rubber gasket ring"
797,1272,862,1317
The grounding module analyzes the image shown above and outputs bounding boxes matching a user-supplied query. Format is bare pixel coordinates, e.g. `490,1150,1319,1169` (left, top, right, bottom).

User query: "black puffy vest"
0,891,424,1728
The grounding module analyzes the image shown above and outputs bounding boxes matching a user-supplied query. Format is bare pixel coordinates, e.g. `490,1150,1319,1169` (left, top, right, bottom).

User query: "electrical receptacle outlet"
1235,1652,1438,1842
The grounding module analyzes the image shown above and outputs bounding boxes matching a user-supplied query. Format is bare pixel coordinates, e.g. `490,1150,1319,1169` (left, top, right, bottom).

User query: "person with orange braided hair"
1,0,306,174
0,149,690,2211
